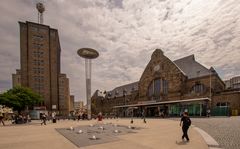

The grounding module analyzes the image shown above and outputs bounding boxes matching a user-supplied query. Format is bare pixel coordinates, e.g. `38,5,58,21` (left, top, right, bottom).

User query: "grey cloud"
0,0,240,103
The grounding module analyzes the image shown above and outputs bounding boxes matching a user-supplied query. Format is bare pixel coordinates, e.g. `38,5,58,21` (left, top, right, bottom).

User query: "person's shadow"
176,140,187,145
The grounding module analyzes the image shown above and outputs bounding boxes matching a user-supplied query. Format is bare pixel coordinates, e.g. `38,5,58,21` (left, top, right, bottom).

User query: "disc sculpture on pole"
77,48,99,120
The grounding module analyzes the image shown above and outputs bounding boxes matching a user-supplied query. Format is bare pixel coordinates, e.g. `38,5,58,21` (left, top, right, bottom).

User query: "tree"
0,86,43,113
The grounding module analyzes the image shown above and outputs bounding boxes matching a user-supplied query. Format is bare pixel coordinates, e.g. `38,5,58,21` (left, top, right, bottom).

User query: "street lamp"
209,67,215,99
208,67,215,117
114,91,118,117
123,89,127,105
123,89,127,117
77,48,99,120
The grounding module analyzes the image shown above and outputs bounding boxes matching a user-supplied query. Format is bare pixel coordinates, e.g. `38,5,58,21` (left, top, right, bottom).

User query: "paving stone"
185,117,240,149
55,123,141,147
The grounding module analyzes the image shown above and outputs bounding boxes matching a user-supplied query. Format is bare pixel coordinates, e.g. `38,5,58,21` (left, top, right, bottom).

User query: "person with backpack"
180,112,191,142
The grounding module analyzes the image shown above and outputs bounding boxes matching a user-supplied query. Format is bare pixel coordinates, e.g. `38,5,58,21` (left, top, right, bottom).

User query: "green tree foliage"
0,86,43,113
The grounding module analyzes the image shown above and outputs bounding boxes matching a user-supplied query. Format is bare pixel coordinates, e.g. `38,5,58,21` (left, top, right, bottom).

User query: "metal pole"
210,71,212,99
115,96,117,117
124,94,126,117
208,70,212,116
85,59,92,120
131,108,133,123
38,12,40,24
40,13,43,24
200,103,202,116
78,48,99,120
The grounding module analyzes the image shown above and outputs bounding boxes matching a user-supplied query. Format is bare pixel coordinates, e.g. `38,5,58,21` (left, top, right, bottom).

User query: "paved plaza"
191,117,240,149
0,118,208,149
56,123,142,147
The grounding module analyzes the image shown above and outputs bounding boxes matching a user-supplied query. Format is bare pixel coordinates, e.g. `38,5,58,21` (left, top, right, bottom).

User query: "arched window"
148,78,168,99
154,79,161,96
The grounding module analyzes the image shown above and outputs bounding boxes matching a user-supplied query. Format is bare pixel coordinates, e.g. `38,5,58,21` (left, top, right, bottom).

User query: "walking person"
41,113,47,125
180,112,191,142
142,109,146,123
0,112,5,126
52,112,56,123
207,109,211,117
27,114,31,123
97,112,103,121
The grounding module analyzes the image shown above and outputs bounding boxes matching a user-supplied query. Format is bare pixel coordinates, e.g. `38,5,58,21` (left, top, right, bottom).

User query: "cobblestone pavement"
190,117,240,149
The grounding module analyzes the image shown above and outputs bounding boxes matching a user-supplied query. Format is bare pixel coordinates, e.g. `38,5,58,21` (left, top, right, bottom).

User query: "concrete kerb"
193,126,223,149
167,118,223,149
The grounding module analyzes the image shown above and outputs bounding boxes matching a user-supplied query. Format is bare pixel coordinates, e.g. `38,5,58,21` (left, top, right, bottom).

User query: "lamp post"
114,91,118,117
123,89,127,117
209,69,212,116
123,89,127,105
210,69,212,99
208,67,215,117
196,70,201,116
77,48,99,120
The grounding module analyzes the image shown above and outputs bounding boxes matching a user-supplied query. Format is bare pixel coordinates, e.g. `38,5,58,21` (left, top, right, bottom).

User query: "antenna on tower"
36,2,45,24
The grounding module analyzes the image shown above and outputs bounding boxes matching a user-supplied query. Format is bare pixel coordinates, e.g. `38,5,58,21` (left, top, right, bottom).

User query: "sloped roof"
174,55,211,79
93,54,215,99
106,81,139,98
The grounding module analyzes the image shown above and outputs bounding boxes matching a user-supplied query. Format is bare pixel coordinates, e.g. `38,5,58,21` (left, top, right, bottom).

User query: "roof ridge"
173,54,195,62
113,81,138,90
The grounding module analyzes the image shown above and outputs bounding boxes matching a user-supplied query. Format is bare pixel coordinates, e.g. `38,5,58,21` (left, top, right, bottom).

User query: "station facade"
92,49,240,117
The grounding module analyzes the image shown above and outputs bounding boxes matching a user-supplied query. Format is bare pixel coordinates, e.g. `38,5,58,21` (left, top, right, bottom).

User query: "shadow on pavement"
176,140,188,145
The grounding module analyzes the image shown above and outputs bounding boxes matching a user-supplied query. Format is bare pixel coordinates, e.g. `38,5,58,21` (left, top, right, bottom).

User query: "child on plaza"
180,112,191,142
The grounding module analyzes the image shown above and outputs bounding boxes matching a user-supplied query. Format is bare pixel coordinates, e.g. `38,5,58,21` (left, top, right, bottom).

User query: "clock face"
154,65,160,72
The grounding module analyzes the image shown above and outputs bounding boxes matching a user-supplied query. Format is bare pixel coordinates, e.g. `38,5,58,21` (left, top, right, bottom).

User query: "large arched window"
154,79,161,96
148,78,168,99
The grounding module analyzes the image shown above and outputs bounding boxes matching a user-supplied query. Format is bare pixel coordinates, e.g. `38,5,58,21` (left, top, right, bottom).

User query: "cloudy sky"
0,0,239,103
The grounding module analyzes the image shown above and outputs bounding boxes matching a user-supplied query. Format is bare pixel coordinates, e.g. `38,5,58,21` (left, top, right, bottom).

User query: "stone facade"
92,49,240,116
212,91,240,113
182,74,225,100
139,49,187,101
